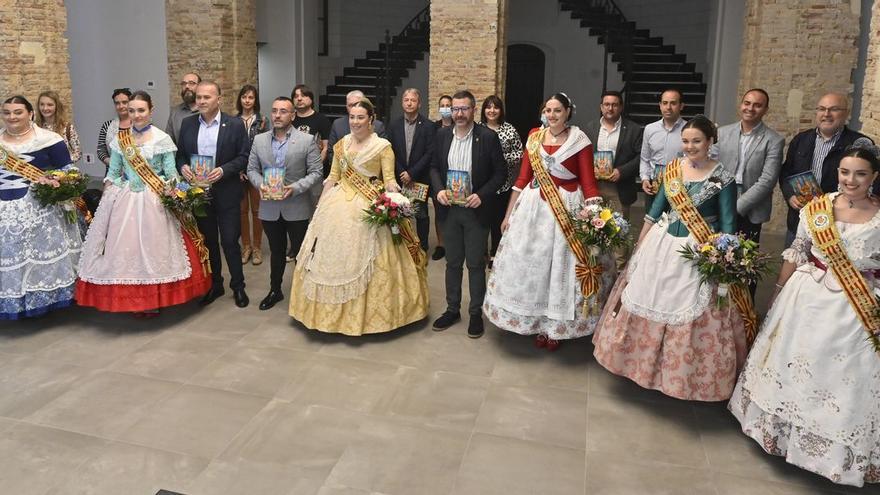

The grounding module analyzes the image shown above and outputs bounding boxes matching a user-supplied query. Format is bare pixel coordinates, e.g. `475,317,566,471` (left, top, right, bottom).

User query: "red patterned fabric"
513,131,599,198
74,230,211,312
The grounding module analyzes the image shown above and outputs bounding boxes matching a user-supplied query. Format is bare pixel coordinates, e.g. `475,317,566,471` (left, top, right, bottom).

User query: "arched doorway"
505,44,545,141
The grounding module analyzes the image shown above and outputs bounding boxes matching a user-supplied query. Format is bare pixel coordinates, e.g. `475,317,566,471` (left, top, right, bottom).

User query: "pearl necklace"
4,125,32,137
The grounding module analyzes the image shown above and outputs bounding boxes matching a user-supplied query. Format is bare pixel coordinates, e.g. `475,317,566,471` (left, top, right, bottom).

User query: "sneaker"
467,315,484,339
432,311,460,331
431,246,446,261
285,250,295,263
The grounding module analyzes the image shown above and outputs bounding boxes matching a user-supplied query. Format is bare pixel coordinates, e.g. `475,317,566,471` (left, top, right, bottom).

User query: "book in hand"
593,150,614,180
189,154,215,188
650,163,666,191
446,170,472,206
786,171,822,204
262,167,285,200
401,181,429,203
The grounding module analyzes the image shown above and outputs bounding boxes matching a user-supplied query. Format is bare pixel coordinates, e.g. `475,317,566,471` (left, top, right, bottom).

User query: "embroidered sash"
526,128,601,315
118,129,210,274
805,194,880,348
342,164,426,267
663,159,758,345
0,143,46,182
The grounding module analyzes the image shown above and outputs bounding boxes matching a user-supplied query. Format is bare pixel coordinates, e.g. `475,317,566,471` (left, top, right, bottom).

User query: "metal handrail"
381,5,430,122
574,0,633,114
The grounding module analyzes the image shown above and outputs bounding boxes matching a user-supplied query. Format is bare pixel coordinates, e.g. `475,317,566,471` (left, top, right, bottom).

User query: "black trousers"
413,201,430,252
737,214,763,297
197,198,245,291
489,189,511,257
443,206,490,316
263,217,309,292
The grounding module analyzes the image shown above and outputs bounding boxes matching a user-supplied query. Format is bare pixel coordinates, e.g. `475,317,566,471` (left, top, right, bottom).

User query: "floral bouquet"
679,233,772,306
362,192,415,244
31,166,89,223
160,178,209,217
570,201,632,255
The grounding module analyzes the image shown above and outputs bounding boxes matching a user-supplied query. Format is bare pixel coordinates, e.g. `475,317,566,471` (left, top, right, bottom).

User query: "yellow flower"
700,244,714,253
191,187,204,195
599,209,612,222
176,191,186,199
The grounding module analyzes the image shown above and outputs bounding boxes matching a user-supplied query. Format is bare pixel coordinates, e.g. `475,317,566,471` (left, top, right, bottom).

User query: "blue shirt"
197,111,221,157
639,117,686,180
271,128,292,168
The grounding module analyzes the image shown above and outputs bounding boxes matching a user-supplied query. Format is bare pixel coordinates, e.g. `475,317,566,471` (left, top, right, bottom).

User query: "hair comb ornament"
850,137,880,159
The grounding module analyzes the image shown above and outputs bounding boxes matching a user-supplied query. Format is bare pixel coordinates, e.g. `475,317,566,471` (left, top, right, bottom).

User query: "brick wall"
0,0,72,116
428,0,508,120
738,0,861,233
860,0,880,138
165,0,257,114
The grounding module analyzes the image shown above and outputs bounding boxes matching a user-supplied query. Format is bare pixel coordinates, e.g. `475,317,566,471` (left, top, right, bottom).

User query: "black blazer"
583,117,644,206
388,113,436,184
430,123,506,225
176,112,251,204
779,126,870,232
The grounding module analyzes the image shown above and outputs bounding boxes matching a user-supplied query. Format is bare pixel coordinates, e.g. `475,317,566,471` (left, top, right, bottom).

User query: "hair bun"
851,137,880,158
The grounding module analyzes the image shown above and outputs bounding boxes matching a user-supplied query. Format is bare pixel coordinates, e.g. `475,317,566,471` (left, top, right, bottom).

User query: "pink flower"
591,217,606,229
576,209,591,220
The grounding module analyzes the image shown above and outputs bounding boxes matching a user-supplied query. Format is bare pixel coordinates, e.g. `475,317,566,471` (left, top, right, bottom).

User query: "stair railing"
575,0,633,116
381,5,430,122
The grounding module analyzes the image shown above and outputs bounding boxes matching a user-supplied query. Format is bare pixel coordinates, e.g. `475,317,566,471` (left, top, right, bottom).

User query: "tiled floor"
1,214,877,494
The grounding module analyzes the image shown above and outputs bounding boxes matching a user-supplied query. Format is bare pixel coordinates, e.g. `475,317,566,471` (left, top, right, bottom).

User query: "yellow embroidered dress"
289,134,428,335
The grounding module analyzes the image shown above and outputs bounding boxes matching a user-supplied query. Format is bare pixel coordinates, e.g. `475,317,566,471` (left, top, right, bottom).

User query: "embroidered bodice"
513,128,600,199
783,193,880,291
328,135,395,201
106,128,178,192
646,162,736,237
0,126,72,201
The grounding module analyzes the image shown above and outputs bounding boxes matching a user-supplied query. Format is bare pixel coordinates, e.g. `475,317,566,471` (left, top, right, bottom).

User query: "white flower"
384,192,411,206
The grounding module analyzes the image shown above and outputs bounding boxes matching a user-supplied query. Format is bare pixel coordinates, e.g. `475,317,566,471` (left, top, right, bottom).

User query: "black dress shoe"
233,288,250,308
467,315,484,339
432,311,461,331
431,246,446,261
199,287,225,306
258,290,284,310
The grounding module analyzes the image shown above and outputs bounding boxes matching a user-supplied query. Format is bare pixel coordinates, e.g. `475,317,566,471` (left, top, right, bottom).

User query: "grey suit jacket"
247,128,323,222
715,121,785,224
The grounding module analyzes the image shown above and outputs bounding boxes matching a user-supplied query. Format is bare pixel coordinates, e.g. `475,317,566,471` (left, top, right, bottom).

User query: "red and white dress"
483,126,614,340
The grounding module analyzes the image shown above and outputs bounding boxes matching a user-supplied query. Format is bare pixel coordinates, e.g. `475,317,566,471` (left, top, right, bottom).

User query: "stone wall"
860,0,880,138
165,0,257,114
738,0,861,233
0,0,72,115
428,0,508,120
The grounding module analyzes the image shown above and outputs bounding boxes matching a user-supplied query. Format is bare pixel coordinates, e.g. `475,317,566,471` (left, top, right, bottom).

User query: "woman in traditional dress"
0,95,80,319
480,95,523,264
484,93,612,351
36,90,82,163
729,144,880,487
237,84,268,267
592,115,748,401
75,91,211,316
289,98,428,335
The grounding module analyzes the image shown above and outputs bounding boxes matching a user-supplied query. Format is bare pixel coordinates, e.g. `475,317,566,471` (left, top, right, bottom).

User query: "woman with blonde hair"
36,90,81,163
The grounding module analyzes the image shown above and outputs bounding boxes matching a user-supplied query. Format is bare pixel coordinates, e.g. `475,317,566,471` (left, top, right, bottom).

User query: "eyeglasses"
181,80,199,87
451,106,472,113
816,106,846,114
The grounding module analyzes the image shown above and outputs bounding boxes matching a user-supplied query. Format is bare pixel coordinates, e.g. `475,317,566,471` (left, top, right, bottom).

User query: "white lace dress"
729,193,880,487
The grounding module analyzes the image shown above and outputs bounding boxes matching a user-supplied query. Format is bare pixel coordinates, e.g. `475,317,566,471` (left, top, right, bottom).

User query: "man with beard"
166,72,200,145
246,96,323,310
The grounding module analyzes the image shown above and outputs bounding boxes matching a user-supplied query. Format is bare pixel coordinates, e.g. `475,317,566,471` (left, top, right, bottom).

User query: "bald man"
779,92,871,246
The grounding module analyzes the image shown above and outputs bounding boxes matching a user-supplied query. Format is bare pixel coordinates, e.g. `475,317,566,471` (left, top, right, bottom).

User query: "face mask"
439,107,452,119
540,114,549,127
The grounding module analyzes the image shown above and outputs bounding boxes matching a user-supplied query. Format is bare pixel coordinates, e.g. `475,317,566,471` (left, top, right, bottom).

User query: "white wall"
615,0,713,77
508,0,625,128
318,0,428,93
66,0,171,177
706,0,745,125
388,54,430,123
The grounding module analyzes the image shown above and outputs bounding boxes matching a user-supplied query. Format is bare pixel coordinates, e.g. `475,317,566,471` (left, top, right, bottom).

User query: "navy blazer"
430,123,506,225
176,112,251,204
779,126,870,232
388,113,436,184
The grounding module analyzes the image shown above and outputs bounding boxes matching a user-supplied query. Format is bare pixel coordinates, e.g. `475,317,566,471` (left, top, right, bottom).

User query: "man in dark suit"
430,90,506,338
177,81,251,307
388,88,435,252
778,92,871,247
583,90,643,221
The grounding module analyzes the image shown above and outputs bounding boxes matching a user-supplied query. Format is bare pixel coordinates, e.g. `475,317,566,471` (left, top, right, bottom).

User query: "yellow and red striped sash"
342,164,426,268
118,129,210,274
806,194,880,339
0,143,46,182
663,159,758,345
526,129,602,314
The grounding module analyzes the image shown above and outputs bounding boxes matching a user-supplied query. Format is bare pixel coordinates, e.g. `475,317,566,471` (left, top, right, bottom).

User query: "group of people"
1,74,878,486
